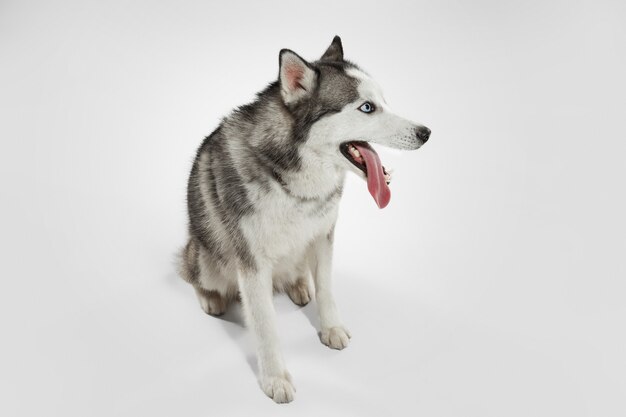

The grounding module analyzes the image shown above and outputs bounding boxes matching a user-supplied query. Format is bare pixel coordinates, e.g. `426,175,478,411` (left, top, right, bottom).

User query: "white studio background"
1,0,625,416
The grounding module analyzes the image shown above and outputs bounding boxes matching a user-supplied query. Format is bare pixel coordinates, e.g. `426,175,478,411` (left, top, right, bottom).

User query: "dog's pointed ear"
320,35,343,61
279,49,317,105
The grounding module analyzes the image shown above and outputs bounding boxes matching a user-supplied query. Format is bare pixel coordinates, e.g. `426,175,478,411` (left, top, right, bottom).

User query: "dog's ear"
279,49,317,105
320,35,343,62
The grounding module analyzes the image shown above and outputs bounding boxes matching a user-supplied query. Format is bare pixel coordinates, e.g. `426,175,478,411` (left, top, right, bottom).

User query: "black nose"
416,126,431,142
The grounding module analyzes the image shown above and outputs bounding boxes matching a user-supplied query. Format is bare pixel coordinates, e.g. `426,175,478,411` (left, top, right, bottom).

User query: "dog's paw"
320,326,351,350
261,373,295,404
195,288,227,316
286,279,311,307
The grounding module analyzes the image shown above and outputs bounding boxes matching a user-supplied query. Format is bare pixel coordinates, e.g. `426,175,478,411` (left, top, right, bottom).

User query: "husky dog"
180,36,430,403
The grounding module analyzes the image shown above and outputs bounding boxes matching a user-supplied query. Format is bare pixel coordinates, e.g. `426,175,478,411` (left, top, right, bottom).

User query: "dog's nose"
416,126,431,142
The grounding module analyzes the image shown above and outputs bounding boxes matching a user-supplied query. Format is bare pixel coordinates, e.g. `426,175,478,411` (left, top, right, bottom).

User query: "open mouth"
340,141,392,209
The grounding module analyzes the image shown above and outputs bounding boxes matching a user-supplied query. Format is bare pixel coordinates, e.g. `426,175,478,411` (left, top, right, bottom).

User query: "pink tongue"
353,143,390,209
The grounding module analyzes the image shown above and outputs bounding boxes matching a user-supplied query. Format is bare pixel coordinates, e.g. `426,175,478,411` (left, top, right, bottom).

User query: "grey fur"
326,224,336,243
308,185,344,217
179,36,430,404
180,238,200,284
320,35,344,62
183,41,360,276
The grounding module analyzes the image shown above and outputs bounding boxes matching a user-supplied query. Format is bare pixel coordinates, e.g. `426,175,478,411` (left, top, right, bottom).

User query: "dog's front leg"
311,230,351,350
238,265,295,403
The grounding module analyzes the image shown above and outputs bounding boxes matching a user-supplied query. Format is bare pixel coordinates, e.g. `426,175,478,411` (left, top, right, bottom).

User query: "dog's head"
278,36,431,208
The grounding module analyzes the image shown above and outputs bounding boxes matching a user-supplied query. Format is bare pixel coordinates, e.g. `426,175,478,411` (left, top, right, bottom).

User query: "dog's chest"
241,184,341,260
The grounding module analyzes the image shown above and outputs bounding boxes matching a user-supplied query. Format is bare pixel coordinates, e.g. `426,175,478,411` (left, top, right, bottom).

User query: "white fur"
238,263,295,403
190,63,427,404
306,68,427,182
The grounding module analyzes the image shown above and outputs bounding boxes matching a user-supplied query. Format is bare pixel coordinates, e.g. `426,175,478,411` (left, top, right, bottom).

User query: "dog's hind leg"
286,260,311,307
286,278,311,307
180,238,202,285
180,238,231,316
194,287,227,316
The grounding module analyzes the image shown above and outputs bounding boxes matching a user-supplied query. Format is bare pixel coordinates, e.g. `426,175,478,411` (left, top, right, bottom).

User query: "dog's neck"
280,143,346,200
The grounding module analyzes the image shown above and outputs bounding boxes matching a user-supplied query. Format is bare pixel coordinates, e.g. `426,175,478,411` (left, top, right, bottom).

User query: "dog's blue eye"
359,102,375,113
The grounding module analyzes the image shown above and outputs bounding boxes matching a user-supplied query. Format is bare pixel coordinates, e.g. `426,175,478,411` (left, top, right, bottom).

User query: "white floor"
1,1,625,416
